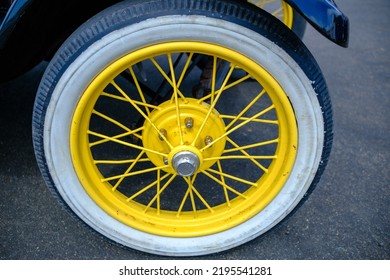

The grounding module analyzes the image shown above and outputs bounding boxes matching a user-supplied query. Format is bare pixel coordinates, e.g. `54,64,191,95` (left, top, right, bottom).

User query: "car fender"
0,0,120,82
0,0,349,82
285,0,349,47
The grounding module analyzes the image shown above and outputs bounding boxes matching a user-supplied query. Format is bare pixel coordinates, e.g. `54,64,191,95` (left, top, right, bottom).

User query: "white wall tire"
32,0,332,256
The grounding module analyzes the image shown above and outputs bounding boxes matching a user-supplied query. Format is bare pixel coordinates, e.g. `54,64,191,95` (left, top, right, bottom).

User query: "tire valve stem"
204,135,213,147
185,117,194,129
159,128,167,141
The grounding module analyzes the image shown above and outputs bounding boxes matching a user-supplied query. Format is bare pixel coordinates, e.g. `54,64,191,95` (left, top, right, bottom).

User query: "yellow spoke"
192,186,214,213
221,114,279,125
101,92,160,110
143,174,177,213
177,175,197,217
128,66,151,115
225,89,266,130
126,172,171,202
111,80,174,149
225,137,269,173
183,176,197,215
89,126,143,148
94,158,151,165
177,52,194,88
207,167,258,186
192,61,236,145
102,165,168,183
211,56,218,104
201,104,275,152
217,161,231,207
184,177,214,213
111,151,145,191
150,57,188,103
168,54,184,145
88,130,167,157
198,74,252,103
157,170,161,215
92,109,133,132
223,138,279,153
272,7,284,19
205,155,277,161
177,188,190,217
202,170,248,199
251,0,276,7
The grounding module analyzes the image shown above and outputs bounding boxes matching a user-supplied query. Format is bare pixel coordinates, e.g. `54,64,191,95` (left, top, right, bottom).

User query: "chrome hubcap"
171,151,200,177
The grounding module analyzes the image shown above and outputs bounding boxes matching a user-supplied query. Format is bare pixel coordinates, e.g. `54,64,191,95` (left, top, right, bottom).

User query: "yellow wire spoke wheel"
33,0,332,256
71,42,297,237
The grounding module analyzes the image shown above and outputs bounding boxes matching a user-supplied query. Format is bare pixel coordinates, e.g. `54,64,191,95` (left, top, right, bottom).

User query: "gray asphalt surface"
0,0,389,260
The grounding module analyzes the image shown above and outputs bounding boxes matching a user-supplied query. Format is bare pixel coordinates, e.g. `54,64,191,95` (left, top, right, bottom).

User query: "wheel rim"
248,0,294,28
70,42,298,237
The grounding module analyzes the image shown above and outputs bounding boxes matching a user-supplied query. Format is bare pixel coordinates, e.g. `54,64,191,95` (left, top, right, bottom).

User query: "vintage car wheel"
32,0,332,256
248,0,306,38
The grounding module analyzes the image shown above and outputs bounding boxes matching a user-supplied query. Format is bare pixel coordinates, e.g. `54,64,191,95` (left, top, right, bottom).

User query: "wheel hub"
142,98,226,175
171,151,200,177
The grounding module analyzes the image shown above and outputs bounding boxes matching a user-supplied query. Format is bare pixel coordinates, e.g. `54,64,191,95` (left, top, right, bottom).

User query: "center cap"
171,151,200,177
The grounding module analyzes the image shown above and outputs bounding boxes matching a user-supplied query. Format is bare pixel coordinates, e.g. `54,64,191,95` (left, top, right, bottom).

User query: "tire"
248,0,306,38
32,0,332,256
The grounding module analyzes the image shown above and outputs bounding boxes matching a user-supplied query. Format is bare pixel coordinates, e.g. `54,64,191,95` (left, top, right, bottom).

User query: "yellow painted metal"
70,41,298,237
142,98,226,174
248,0,294,28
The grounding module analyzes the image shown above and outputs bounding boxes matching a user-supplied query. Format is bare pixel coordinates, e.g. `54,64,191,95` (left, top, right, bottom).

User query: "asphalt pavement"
0,0,389,260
